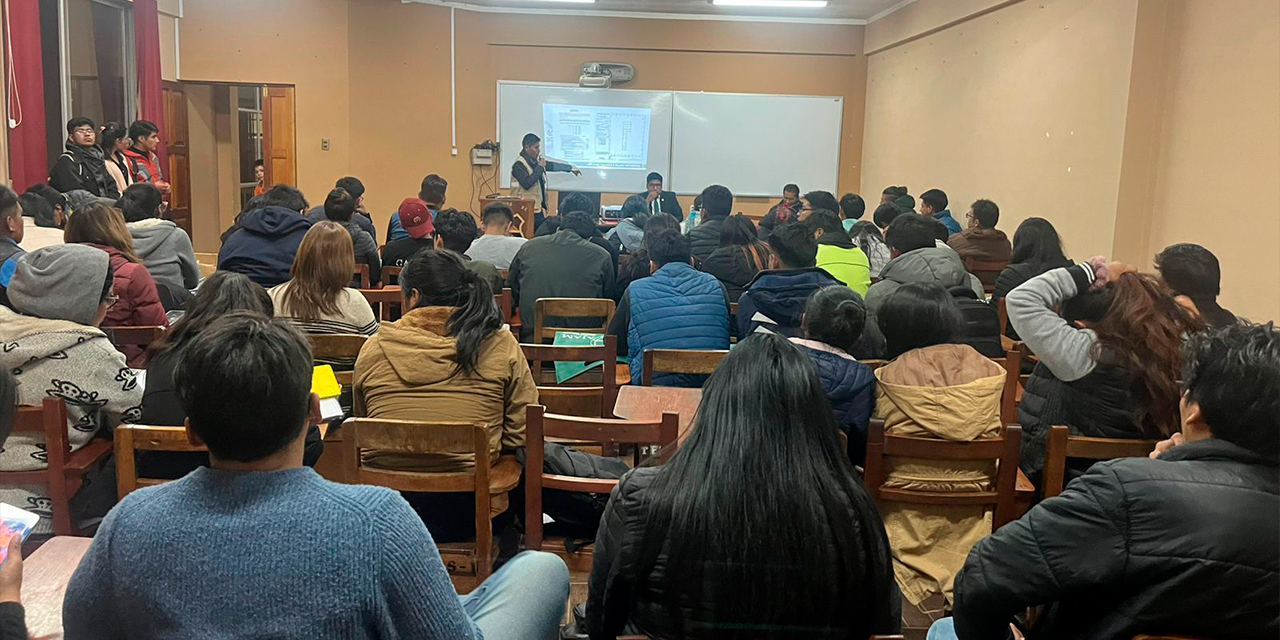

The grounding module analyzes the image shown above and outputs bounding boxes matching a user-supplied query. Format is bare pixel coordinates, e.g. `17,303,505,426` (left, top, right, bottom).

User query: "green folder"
552,331,628,384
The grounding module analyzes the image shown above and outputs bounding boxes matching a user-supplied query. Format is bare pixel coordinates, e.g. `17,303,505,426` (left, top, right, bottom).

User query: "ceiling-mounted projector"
579,62,634,88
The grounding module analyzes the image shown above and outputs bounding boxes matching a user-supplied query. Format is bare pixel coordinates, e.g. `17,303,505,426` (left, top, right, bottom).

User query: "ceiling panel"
414,0,906,22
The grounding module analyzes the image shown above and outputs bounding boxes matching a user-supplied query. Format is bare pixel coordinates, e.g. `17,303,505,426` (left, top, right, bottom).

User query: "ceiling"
406,0,909,23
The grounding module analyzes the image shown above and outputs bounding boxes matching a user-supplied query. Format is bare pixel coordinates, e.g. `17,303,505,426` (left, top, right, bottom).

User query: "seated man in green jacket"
804,210,870,296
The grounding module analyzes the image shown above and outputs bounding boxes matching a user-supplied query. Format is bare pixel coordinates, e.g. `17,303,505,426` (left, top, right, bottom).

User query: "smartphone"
0,503,40,564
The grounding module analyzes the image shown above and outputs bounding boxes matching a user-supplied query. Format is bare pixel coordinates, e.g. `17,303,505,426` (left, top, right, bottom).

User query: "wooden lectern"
479,196,536,239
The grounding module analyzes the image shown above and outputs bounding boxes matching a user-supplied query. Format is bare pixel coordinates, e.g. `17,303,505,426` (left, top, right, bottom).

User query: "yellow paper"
311,365,342,400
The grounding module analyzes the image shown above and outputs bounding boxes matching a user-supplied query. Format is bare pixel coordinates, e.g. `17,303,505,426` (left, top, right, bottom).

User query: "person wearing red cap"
381,198,436,269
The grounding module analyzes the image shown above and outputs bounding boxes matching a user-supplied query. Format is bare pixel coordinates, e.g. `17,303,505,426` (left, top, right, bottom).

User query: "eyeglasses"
103,294,120,308
71,128,95,135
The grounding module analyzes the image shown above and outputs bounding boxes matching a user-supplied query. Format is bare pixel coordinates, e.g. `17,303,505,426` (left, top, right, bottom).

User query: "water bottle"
684,205,700,234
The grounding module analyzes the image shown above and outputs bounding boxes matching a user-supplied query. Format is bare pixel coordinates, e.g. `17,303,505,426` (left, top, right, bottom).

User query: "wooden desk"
612,385,703,435
22,536,92,639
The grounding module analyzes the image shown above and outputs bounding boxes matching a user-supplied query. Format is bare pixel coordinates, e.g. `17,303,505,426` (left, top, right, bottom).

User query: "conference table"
21,536,92,639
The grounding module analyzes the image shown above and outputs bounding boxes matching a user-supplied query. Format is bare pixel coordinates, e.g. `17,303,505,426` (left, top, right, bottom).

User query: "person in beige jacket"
872,282,1006,617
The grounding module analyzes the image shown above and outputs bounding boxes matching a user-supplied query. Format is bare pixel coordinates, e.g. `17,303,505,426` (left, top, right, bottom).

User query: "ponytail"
401,250,503,377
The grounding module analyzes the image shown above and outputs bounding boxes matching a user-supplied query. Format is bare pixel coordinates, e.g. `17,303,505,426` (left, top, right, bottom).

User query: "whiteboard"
670,92,843,197
497,82,674,194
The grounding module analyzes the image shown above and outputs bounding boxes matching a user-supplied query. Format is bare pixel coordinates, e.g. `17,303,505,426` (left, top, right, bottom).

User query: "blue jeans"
927,617,959,640
461,551,570,640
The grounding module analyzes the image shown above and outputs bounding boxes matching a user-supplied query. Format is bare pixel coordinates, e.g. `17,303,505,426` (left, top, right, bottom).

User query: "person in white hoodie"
118,183,200,310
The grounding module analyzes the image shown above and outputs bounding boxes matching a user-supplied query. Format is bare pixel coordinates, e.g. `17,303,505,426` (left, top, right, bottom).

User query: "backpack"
518,442,629,547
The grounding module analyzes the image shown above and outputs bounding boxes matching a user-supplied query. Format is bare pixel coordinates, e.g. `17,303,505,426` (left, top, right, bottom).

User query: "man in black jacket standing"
49,118,118,198
637,172,682,222
933,322,1280,640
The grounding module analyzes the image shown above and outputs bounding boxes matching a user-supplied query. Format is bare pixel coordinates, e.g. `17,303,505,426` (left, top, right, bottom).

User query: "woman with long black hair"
586,332,901,640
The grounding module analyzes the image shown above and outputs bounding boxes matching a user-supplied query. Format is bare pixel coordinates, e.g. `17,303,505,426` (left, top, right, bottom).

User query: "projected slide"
543,104,651,170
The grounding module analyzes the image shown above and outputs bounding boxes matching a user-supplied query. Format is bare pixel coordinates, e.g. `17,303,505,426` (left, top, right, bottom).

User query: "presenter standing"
511,133,580,229
640,172,683,222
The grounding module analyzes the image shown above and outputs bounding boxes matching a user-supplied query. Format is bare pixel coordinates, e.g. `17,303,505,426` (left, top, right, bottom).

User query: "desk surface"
612,385,703,435
22,536,92,639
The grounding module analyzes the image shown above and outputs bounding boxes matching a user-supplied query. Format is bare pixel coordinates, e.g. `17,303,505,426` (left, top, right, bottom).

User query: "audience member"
687,184,733,263
849,219,891,277
759,182,802,233
558,192,619,276
947,199,1011,262
64,313,568,639
607,228,731,386
466,202,527,269
119,183,200,310
989,217,1072,335
433,208,504,294
865,214,979,313
98,122,134,195
1008,259,1204,485
253,159,266,197
805,209,871,295
321,187,381,287
23,184,67,230
306,177,378,243
355,250,537,541
16,193,60,252
604,194,650,253
509,211,615,342
65,202,168,366
1155,243,1237,327
790,285,876,462
587,333,901,639
839,192,866,232
217,185,313,287
388,174,447,241
737,221,841,338
799,190,840,220
893,193,917,213
381,198,435,269
698,214,771,302
123,120,167,192
0,245,141,533
872,200,907,233
141,271,325,480
941,322,1280,640
919,188,960,236
49,117,117,198
0,187,23,306
268,221,379,358
639,172,683,221
874,282,1006,615
881,185,908,205
613,214,680,300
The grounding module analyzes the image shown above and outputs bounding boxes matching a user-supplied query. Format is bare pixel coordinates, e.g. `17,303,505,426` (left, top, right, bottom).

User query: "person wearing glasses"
0,244,142,536
49,117,119,198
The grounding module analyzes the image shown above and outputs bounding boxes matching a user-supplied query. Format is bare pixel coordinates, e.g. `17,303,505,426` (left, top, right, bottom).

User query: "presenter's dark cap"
399,198,434,239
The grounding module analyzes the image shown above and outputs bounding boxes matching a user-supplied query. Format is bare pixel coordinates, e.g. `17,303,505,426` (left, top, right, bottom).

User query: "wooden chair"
863,418,1024,530
1042,426,1158,498
1,399,111,536
640,349,729,386
101,325,166,351
360,288,402,322
524,405,678,570
494,289,513,325
520,337,617,418
307,334,369,387
964,258,1008,294
532,298,615,344
380,265,402,285
341,418,521,581
500,288,521,338
353,263,371,289
115,425,206,499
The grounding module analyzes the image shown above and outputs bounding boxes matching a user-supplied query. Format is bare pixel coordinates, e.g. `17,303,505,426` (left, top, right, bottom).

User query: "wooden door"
261,86,297,188
162,82,192,236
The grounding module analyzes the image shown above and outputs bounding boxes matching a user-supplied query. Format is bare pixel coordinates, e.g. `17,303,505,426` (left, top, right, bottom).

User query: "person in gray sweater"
62,313,570,640
119,183,200,310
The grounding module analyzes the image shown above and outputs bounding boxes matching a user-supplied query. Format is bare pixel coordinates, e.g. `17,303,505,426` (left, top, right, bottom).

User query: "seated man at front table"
638,172,683,221
607,228,731,386
737,221,841,339
933,322,1280,640
507,211,615,343
61,313,571,640
466,202,527,270
946,198,1011,263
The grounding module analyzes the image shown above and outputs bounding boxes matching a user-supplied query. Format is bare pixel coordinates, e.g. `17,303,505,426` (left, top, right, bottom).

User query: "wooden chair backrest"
520,337,618,418
524,405,678,549
965,258,1008,293
354,263,371,289
997,296,1009,337
115,425,206,499
360,288,402,322
101,325,166,348
863,418,1023,530
1042,426,1159,498
495,289,513,324
380,265,402,285
342,418,496,579
7,398,103,535
641,349,729,386
307,334,368,360
533,298,615,344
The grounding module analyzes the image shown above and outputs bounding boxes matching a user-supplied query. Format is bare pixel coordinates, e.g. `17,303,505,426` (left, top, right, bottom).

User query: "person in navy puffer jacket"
790,285,876,464
607,228,731,387
217,185,313,287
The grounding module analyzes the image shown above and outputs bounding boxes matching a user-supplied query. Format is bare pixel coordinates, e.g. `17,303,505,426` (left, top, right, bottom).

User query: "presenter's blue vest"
628,262,731,387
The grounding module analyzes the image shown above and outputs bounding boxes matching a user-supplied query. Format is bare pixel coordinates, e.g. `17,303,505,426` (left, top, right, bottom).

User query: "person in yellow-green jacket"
804,210,871,296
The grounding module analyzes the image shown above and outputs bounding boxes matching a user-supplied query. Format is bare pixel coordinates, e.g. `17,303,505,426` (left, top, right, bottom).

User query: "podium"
480,196,536,239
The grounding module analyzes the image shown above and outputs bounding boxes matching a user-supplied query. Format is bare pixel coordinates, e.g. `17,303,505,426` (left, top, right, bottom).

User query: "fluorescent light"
713,0,828,7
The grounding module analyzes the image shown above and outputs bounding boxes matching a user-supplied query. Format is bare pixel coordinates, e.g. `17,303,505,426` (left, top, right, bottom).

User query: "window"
66,0,134,129
237,86,264,208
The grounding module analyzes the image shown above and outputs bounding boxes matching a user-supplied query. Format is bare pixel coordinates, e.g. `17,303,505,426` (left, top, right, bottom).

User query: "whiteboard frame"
669,90,844,198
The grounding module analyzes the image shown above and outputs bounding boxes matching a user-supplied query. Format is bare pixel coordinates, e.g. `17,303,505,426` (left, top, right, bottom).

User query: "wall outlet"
321,138,331,151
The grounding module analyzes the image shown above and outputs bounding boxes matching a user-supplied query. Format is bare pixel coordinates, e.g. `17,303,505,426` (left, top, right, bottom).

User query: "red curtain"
5,0,49,192
133,0,166,171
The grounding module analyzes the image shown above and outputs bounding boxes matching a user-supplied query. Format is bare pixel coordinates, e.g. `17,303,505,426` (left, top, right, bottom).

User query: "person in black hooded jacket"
933,322,1280,640
216,185,314,287
49,118,119,198
686,185,732,264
